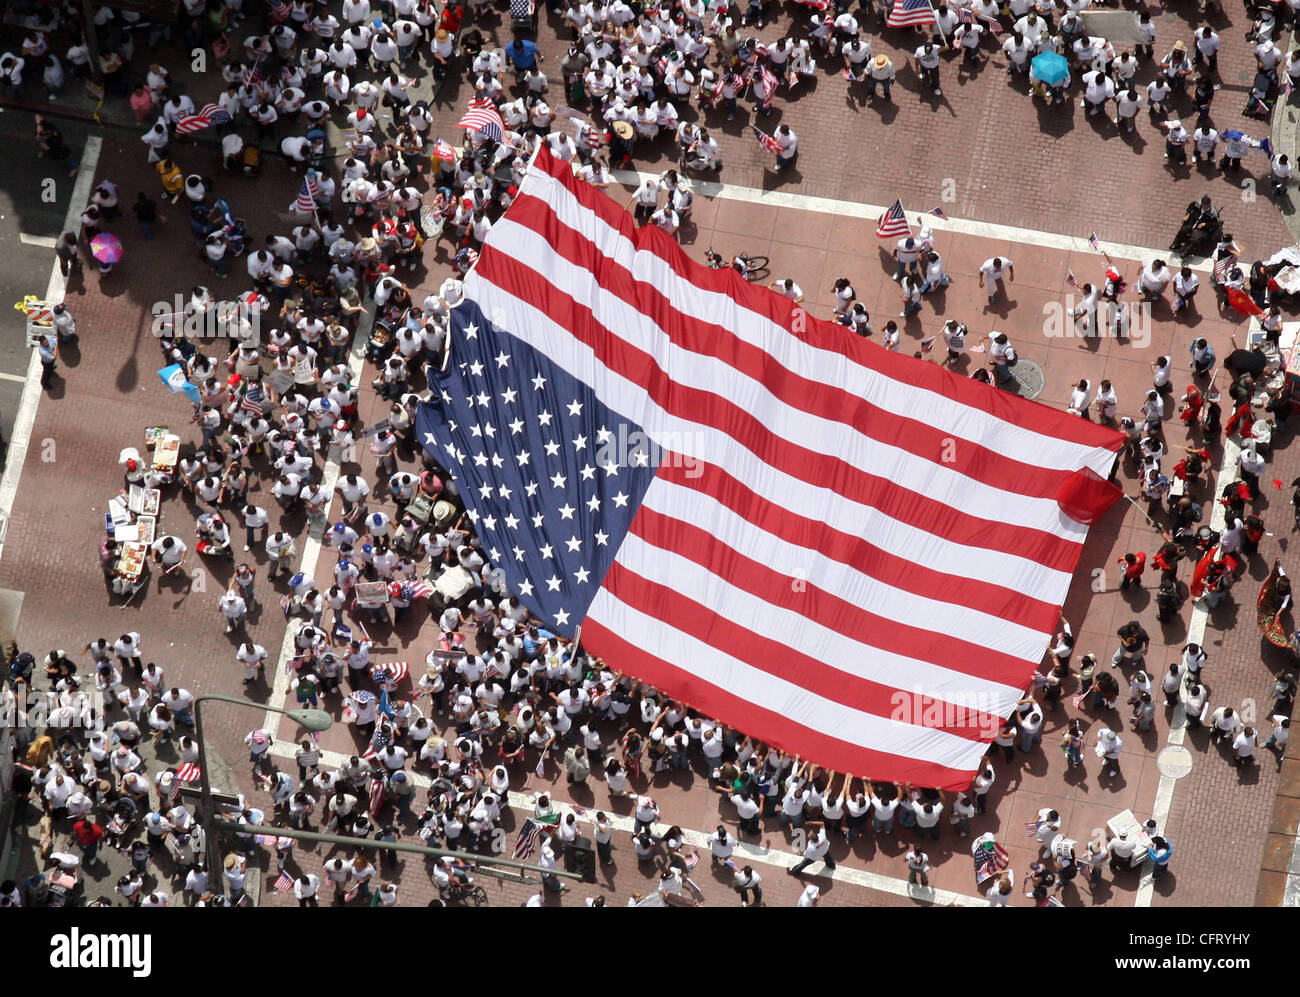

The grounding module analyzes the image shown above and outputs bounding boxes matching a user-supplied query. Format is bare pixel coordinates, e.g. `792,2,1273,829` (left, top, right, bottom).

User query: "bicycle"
704,248,769,281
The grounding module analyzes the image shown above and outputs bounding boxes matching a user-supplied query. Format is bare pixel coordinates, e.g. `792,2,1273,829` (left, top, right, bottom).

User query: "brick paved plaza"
1,0,1299,918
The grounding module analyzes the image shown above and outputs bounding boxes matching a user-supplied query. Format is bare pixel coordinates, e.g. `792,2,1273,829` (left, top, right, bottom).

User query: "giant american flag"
415,147,1122,789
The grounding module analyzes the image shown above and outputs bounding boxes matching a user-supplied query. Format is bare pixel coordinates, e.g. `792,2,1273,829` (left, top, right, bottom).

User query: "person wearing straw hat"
866,53,895,102
609,118,635,168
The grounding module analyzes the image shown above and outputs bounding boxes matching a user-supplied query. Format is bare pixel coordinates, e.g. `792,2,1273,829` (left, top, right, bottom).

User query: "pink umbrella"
89,232,123,264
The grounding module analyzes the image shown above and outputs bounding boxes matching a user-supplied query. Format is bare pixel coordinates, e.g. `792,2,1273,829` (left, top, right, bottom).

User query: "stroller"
1244,71,1276,120
102,794,140,851
46,854,83,908
1170,201,1223,258
306,128,327,172
510,0,538,32
211,198,248,257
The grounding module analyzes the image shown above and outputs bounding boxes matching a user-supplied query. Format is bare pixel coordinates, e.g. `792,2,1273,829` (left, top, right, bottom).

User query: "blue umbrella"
1031,51,1069,86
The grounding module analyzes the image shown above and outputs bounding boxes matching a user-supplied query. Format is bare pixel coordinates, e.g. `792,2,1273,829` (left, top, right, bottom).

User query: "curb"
1271,30,1300,246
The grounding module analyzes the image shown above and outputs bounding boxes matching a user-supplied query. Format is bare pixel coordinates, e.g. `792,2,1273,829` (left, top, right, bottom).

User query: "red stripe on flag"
612,512,1012,735
475,235,1090,577
582,614,978,789
488,197,1098,519
644,466,1061,653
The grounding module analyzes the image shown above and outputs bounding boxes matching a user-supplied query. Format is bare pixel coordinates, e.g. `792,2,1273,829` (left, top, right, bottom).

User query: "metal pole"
192,693,329,902
192,698,227,901
214,820,581,881
80,0,104,84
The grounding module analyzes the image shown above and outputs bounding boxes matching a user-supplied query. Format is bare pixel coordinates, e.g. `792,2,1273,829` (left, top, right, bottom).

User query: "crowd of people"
3,0,1299,909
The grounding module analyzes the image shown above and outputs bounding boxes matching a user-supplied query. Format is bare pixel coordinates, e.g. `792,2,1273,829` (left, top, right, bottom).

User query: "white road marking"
0,136,102,562
258,311,371,743
609,168,1210,271
18,233,57,248
0,371,29,384
1134,433,1238,906
265,741,985,906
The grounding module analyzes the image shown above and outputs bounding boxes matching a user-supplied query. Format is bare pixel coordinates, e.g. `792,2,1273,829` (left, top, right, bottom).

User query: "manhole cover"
1009,359,1045,399
1157,745,1194,779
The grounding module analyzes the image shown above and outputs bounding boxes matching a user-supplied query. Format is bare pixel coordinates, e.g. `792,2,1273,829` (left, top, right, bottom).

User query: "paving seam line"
258,302,376,743
1134,434,1239,906
608,167,1215,271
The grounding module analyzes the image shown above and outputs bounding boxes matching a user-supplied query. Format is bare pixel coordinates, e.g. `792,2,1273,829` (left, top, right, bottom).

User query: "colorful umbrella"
89,232,123,264
1030,51,1069,85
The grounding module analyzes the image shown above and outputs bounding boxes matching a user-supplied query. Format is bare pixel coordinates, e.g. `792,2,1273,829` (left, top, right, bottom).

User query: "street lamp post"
193,694,331,902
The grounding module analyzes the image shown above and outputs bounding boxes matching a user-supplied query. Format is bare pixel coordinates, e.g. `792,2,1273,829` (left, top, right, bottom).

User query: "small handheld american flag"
876,198,912,239
512,818,545,860
1025,819,1043,837
175,103,232,135
458,104,505,143
239,382,266,416
1065,269,1078,288
928,206,948,219
756,65,779,109
973,841,1011,883
1087,232,1101,252
367,776,386,817
273,871,294,894
887,0,937,27
750,124,782,155
294,175,320,215
1213,254,1237,283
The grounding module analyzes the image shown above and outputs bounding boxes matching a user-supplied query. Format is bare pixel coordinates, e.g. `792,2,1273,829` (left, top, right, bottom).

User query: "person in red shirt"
1153,537,1183,578
1179,384,1203,425
73,816,105,865
438,3,462,35
1118,552,1147,589
1173,446,1210,485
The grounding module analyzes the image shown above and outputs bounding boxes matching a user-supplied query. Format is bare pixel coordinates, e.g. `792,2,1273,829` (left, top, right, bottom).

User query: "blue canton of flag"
416,300,659,634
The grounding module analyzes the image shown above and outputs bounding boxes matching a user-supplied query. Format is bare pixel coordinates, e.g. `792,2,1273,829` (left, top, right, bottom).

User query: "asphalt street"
0,111,94,467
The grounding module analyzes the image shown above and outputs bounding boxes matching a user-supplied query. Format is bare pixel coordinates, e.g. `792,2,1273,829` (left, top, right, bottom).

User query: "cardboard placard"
360,417,392,439
354,580,390,603
265,369,295,394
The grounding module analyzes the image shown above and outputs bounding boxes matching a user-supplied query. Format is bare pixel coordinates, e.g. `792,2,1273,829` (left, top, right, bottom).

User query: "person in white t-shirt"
979,256,1014,304
986,874,1014,905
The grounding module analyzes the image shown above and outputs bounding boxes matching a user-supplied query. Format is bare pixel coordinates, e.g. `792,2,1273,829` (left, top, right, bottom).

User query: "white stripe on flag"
585,588,991,775
467,265,1096,545
483,171,1114,477
635,478,1055,666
